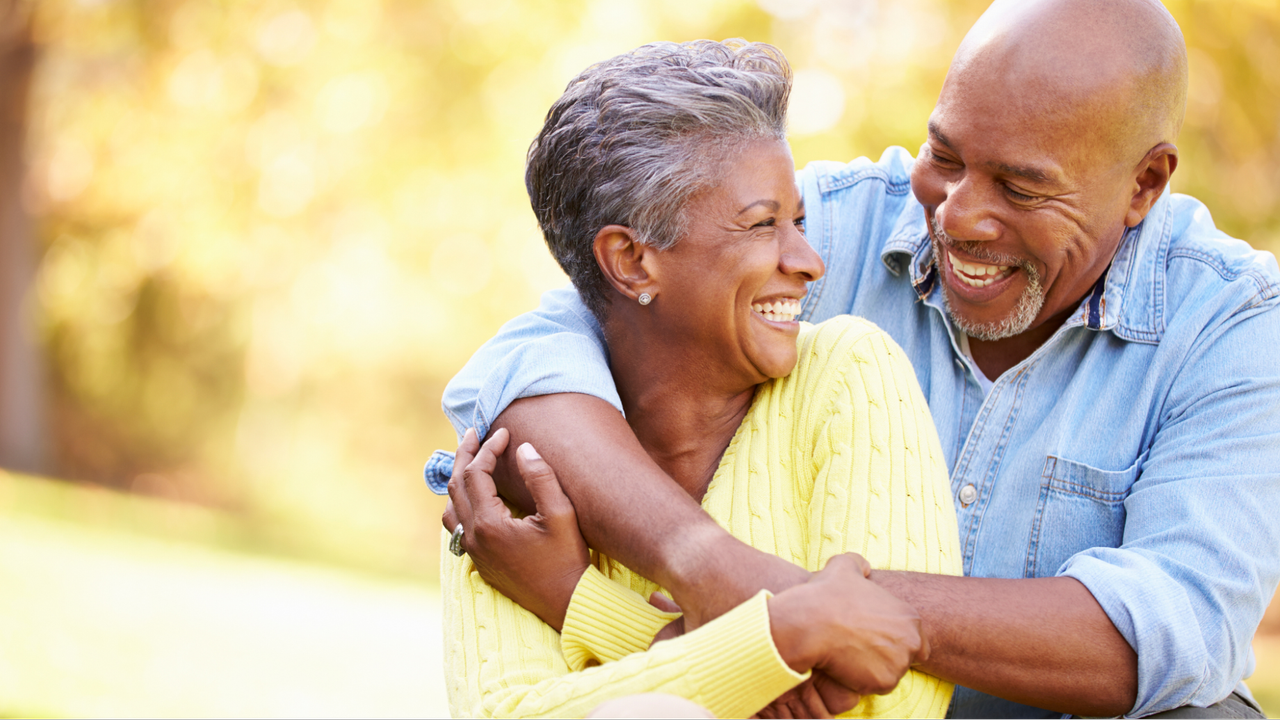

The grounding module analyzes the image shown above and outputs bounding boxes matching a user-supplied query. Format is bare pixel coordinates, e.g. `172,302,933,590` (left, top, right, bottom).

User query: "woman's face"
648,138,823,386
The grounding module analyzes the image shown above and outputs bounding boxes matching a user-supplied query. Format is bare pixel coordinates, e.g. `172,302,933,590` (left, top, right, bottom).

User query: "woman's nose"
781,224,825,282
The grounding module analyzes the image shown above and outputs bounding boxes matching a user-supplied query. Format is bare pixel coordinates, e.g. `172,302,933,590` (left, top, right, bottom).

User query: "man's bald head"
912,0,1189,349
947,0,1188,167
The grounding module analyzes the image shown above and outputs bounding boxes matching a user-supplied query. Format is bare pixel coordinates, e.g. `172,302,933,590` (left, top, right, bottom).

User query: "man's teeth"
752,298,802,323
948,251,1013,288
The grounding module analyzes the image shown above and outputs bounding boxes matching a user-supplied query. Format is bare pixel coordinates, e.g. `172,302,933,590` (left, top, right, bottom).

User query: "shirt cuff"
561,565,680,670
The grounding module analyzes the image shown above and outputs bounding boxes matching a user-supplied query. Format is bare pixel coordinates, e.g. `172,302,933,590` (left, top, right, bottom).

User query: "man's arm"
492,396,1140,716
872,572,1137,716
489,394,809,627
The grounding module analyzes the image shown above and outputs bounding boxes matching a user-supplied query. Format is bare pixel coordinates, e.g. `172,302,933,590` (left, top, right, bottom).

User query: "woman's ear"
593,224,658,302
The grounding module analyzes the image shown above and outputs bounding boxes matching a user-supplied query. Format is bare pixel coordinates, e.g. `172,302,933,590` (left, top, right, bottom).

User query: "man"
429,0,1280,716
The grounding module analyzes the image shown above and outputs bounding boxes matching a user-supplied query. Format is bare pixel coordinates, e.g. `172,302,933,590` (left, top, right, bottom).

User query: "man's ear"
1125,143,1178,228
593,224,657,301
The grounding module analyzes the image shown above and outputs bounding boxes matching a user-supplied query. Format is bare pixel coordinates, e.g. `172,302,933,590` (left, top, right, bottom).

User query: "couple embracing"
427,0,1280,717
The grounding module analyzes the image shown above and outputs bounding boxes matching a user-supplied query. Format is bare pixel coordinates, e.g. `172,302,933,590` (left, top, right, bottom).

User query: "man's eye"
753,218,776,228
795,217,806,233
928,147,960,167
1005,186,1037,202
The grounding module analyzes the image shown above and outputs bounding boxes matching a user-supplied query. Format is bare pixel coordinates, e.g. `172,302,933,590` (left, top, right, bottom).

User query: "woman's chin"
754,349,799,379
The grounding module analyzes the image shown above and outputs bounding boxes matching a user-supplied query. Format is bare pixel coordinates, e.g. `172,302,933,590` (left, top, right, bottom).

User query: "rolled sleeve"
1060,297,1280,716
441,286,622,441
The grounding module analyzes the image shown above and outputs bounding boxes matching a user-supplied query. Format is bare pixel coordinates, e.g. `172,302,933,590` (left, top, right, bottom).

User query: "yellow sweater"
441,316,963,718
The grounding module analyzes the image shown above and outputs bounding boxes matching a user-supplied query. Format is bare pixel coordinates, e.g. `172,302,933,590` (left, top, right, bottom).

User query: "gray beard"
930,218,1045,342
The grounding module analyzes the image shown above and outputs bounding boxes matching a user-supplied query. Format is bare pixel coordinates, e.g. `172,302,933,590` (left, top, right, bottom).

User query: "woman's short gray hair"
526,39,792,319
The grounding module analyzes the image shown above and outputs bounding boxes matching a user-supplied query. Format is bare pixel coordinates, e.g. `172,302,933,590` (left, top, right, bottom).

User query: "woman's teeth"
948,251,1014,288
752,298,801,323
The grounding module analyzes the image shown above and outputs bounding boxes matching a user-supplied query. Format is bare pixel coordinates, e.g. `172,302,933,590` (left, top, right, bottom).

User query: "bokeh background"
1,0,1278,716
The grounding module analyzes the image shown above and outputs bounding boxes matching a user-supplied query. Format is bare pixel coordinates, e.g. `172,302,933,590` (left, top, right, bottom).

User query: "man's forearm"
489,394,808,624
873,571,1137,717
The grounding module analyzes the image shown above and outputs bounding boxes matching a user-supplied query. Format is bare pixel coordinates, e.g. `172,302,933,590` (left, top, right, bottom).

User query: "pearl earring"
638,293,652,306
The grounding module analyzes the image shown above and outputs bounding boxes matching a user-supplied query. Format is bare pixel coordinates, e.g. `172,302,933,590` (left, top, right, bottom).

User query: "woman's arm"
443,428,927,718
442,545,807,719
441,428,806,718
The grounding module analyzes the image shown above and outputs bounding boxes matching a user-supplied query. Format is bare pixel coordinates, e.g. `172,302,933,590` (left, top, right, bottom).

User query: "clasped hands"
442,428,930,719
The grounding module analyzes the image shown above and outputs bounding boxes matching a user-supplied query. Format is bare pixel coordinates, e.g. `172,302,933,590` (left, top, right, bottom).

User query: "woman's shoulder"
794,315,906,378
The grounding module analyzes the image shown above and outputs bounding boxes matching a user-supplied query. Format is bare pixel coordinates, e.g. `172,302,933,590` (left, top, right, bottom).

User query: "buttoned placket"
905,233,1120,578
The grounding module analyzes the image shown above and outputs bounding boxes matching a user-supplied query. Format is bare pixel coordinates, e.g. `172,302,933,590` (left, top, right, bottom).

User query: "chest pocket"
1024,453,1144,578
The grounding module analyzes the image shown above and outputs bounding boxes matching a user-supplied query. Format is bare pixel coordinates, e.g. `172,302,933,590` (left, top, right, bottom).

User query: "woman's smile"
751,296,803,324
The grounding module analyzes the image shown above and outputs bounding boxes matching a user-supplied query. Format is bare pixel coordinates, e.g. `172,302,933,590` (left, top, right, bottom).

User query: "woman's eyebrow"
736,199,780,215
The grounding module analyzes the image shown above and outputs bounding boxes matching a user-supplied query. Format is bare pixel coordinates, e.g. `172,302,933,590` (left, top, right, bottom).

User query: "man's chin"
942,287,1044,343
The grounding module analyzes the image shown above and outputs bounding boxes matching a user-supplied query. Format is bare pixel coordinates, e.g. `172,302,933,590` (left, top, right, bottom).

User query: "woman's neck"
603,320,756,501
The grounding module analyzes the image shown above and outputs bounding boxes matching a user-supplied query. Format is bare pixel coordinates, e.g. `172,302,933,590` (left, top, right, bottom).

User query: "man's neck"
968,306,1075,379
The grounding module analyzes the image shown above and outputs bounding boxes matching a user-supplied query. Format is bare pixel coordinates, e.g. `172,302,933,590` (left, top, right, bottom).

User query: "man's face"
909,69,1140,341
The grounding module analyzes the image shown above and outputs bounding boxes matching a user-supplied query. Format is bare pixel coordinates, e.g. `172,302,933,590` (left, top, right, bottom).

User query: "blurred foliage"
22,0,1280,575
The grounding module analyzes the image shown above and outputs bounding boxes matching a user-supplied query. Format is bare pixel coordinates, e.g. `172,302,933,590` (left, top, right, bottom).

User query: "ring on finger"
449,523,466,557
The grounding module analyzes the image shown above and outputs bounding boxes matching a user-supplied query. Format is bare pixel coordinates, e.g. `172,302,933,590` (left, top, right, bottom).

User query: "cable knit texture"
442,316,962,718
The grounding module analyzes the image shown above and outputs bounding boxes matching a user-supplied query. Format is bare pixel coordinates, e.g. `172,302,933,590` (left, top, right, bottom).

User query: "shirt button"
959,484,978,505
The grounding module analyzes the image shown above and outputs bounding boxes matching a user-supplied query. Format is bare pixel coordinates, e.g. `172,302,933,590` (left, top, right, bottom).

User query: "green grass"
0,471,448,718
3,470,1278,718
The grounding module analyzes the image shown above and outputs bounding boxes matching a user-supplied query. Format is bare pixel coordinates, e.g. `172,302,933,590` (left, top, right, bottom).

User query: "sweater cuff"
561,565,680,671
685,590,809,718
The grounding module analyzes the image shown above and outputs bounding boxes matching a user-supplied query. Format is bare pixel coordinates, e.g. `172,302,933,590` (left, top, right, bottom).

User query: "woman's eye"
794,217,806,233
753,218,776,228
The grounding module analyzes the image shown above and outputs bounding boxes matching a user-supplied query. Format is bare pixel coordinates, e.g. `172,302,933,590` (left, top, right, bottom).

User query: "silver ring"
449,523,466,557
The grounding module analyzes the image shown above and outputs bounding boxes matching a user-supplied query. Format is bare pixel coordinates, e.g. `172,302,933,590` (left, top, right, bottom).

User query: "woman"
435,39,961,719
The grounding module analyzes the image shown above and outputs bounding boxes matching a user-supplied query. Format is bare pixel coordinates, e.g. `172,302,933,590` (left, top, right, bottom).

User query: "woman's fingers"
647,592,681,614
812,670,860,715
797,677,834,719
515,442,574,523
446,428,481,532
462,428,512,519
827,551,872,578
442,499,459,533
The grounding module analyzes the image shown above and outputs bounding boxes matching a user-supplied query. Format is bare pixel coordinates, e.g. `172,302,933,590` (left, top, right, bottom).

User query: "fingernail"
517,442,541,461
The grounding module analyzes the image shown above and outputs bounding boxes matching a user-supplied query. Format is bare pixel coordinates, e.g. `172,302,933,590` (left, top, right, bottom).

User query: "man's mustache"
929,216,1038,278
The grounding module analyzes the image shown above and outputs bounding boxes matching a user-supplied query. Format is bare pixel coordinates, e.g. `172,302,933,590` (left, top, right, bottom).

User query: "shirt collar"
880,189,1173,343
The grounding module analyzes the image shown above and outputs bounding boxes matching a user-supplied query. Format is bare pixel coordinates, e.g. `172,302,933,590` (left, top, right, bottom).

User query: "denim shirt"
435,147,1280,718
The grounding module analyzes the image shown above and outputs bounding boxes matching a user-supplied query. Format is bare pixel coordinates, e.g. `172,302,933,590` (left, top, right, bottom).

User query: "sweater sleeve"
560,565,681,671
792,317,964,719
441,537,807,719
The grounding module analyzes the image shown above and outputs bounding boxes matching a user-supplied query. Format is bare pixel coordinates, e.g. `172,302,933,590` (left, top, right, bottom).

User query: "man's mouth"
752,298,802,323
947,250,1015,288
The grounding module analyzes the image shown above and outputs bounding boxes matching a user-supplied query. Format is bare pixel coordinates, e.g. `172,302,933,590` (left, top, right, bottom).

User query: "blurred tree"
16,0,1280,576
0,0,43,474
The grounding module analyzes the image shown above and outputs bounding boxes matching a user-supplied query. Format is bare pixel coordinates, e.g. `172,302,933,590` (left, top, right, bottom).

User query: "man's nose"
938,176,1002,243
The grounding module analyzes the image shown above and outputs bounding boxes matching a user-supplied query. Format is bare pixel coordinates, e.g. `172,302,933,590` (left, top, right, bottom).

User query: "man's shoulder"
797,146,916,198
1162,193,1280,316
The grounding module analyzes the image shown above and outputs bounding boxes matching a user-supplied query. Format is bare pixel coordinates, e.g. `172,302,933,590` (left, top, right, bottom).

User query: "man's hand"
769,554,928,699
442,427,590,631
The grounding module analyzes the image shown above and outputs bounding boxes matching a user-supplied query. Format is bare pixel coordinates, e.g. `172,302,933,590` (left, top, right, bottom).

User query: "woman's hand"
754,672,857,719
442,427,590,631
766,553,928,710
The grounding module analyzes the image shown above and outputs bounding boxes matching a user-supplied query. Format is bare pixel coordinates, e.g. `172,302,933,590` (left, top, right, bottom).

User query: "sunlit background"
1,0,1277,716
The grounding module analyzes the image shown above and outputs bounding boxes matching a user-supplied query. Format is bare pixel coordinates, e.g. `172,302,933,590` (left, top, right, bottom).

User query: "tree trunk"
0,0,43,474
